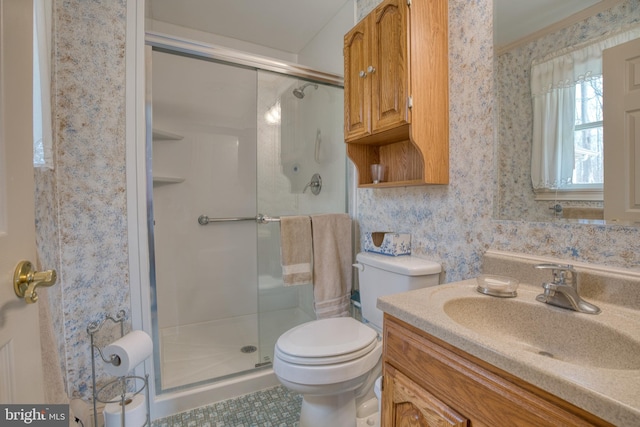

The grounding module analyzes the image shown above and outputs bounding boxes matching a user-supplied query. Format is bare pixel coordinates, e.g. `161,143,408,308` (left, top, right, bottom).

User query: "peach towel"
280,216,313,285
311,213,352,319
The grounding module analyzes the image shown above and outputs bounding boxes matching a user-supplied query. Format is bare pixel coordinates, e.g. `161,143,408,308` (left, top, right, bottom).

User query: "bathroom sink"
377,277,640,426
443,296,640,370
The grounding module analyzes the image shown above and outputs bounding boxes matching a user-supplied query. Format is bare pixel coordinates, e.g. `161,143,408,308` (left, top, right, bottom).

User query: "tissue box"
364,232,411,256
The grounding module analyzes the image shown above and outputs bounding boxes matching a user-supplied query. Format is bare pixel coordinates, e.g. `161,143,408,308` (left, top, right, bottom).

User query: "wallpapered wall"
490,0,640,269
35,0,639,400
356,0,640,276
35,0,129,398
355,0,496,282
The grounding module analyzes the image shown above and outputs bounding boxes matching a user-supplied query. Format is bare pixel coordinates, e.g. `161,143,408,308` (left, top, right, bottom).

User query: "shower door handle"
198,215,256,225
198,214,281,225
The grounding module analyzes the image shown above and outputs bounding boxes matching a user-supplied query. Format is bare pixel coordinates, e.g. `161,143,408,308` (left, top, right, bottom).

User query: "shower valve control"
303,173,322,196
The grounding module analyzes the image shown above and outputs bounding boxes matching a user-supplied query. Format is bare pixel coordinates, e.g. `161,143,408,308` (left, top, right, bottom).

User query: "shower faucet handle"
302,173,322,195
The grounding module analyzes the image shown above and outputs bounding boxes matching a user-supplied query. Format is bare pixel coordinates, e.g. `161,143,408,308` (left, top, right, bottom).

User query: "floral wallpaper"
356,0,640,277
35,0,129,398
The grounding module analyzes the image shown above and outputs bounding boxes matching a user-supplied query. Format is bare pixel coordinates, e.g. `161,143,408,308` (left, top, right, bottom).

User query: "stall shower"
147,47,346,393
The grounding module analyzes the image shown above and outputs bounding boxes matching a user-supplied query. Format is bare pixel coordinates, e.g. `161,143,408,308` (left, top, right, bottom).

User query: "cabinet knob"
367,65,376,74
359,70,367,78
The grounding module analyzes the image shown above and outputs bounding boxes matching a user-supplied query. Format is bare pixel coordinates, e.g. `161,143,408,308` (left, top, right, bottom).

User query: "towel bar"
197,214,280,225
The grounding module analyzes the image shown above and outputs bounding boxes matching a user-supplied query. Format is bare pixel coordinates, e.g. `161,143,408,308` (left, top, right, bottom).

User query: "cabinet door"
383,364,469,427
371,0,409,134
344,17,371,141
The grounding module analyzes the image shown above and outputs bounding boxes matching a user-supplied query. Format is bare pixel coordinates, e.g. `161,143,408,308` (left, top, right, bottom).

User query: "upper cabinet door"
344,18,371,141
343,0,449,187
371,0,409,134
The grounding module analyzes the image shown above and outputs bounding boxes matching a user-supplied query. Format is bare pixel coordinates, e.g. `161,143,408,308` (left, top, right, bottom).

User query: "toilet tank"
355,252,441,330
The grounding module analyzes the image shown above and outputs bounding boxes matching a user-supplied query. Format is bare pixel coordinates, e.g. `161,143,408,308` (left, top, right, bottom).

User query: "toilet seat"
275,317,378,366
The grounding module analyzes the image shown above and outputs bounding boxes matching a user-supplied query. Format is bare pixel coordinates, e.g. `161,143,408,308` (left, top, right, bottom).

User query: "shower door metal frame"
146,32,343,87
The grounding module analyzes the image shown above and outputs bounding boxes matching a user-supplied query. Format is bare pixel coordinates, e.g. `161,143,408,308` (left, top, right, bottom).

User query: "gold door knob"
13,260,57,304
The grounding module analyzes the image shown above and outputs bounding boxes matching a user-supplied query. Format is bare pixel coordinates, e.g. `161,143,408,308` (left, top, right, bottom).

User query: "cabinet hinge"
407,0,411,6
408,96,413,109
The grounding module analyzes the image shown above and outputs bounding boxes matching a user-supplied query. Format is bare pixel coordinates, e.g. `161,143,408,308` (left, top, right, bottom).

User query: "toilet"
273,252,441,427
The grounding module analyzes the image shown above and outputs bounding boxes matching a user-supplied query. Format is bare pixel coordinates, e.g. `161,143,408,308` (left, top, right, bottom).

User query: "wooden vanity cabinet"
343,0,449,187
383,363,469,426
382,314,615,427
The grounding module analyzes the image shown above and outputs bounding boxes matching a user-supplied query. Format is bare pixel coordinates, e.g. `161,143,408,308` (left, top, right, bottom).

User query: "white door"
604,37,640,223
0,0,46,403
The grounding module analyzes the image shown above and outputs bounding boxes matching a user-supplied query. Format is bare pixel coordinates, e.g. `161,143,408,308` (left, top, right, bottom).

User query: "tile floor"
151,386,302,427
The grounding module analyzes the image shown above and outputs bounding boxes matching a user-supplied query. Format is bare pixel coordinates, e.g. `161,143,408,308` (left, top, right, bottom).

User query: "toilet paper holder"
87,310,150,427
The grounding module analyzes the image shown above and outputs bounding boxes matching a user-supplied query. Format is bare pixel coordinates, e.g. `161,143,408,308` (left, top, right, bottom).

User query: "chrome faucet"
534,264,601,314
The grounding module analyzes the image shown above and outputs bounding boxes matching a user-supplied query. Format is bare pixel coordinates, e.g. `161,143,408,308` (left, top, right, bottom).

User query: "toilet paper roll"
103,330,153,377
103,393,146,427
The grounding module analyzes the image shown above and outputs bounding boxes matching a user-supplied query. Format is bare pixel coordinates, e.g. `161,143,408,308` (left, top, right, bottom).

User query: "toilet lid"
276,317,378,361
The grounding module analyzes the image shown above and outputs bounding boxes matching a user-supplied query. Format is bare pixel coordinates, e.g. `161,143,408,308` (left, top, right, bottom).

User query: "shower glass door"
148,48,345,394
255,70,346,366
150,49,260,392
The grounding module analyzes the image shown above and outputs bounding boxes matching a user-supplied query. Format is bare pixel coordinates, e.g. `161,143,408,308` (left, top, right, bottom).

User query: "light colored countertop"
378,280,640,426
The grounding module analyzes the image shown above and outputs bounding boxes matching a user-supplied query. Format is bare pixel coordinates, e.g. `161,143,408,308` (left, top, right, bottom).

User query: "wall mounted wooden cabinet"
382,315,615,427
344,0,449,187
344,0,409,142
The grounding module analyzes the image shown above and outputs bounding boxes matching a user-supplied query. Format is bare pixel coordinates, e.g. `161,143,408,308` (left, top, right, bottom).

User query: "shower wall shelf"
153,176,185,186
152,129,184,141
152,129,184,186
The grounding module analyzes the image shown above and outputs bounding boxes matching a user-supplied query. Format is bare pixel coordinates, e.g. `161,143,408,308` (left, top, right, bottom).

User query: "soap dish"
476,275,519,298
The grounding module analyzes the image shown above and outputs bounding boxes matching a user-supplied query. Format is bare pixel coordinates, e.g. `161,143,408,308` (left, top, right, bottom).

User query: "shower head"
293,82,318,99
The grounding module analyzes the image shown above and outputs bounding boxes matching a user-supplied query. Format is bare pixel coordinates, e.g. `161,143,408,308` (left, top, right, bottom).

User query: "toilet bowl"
274,253,441,427
273,317,381,427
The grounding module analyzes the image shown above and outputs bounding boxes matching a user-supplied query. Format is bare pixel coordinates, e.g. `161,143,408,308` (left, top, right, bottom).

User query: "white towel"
310,214,352,319
280,216,313,286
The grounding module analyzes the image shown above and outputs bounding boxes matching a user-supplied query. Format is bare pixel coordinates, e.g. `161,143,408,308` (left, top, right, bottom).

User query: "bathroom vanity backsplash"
483,249,640,311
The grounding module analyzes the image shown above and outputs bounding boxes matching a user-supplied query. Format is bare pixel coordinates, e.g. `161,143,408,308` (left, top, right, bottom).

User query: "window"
572,76,603,188
530,28,640,201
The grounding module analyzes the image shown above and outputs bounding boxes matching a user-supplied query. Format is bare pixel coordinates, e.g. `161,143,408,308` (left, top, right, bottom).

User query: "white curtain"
33,0,53,169
530,28,640,191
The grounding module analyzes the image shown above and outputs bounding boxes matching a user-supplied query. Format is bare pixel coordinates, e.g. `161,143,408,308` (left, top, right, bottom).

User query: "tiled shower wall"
35,0,640,401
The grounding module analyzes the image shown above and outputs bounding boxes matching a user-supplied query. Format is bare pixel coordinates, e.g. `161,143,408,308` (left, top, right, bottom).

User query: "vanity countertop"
377,280,640,427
